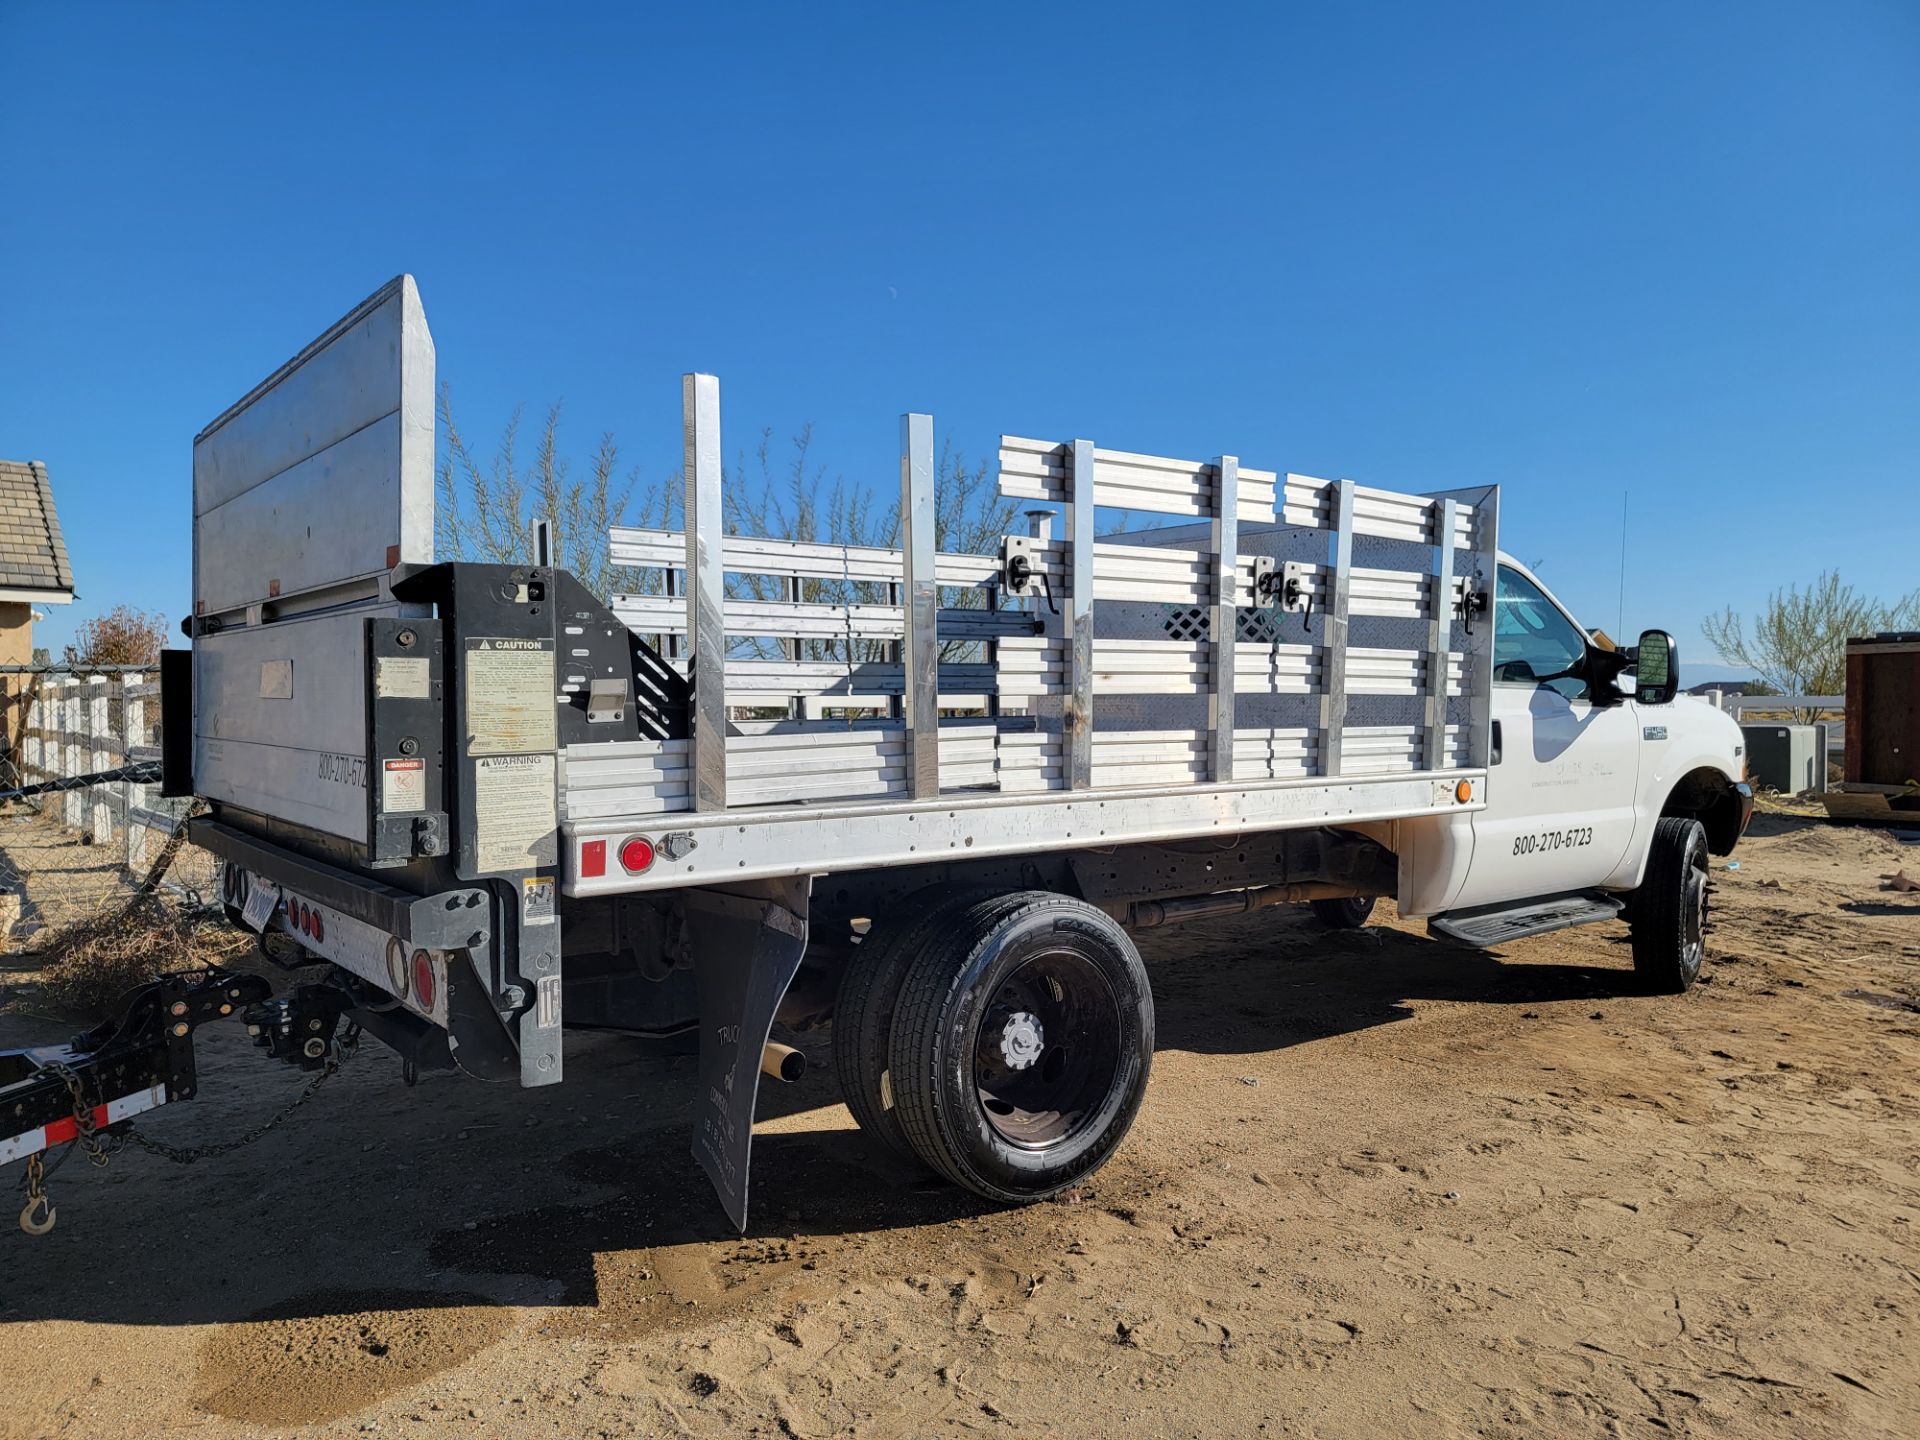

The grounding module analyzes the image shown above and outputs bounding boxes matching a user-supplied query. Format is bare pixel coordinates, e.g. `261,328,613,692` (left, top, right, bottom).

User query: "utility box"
1742,723,1820,795
1845,633,1920,787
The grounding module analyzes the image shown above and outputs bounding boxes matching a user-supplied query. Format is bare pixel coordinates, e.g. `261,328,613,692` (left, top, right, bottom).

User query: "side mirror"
1633,630,1678,705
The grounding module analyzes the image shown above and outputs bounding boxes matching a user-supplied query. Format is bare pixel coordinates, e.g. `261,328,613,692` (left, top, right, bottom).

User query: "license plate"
240,876,281,932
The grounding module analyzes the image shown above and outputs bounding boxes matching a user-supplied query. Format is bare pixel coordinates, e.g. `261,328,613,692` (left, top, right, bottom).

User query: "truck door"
1451,562,1642,910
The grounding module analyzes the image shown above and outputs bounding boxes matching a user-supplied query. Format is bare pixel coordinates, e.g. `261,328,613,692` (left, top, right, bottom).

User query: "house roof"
0,460,74,601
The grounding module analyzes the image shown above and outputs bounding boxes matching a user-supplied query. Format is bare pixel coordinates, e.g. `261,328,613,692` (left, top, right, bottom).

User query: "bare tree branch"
1702,571,1920,720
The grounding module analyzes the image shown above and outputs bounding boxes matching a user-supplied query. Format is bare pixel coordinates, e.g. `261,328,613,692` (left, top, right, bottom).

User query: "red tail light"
412,949,436,1010
619,836,655,873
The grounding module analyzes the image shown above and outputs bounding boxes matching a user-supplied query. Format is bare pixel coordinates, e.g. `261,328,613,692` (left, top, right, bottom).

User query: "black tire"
1310,895,1377,930
1629,817,1710,994
832,887,991,1158
888,891,1154,1204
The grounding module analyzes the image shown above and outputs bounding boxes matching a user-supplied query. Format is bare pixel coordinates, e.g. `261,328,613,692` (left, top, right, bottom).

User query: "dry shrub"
29,897,251,1018
63,603,170,667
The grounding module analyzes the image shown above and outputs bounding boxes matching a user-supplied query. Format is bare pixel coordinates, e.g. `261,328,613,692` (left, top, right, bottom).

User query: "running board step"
1427,891,1624,948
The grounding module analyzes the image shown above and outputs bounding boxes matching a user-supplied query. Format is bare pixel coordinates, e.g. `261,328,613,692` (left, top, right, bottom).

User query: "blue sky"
1,1,1914,680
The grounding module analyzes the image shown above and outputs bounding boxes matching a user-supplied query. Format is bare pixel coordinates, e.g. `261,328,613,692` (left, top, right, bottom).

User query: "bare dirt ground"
2,813,1917,1439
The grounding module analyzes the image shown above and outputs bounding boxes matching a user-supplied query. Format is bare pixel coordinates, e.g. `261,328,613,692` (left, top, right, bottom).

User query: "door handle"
1490,720,1503,765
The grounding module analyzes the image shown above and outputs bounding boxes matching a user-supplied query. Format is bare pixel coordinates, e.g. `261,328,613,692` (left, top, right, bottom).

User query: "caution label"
464,637,556,756
473,753,557,872
382,756,427,813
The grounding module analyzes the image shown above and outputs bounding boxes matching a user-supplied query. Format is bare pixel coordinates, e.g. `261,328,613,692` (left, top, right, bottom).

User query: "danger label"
465,637,556,756
382,757,426,813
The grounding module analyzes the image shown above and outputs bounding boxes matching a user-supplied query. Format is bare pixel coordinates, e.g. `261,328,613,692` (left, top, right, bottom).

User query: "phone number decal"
1513,827,1593,856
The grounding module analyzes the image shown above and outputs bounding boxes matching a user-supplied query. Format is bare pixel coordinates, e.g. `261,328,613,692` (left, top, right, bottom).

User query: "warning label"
522,875,556,922
382,757,427,813
465,637,556,756
473,753,557,872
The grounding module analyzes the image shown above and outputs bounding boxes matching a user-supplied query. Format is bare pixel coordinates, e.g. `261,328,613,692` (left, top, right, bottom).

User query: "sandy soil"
2,814,1917,1439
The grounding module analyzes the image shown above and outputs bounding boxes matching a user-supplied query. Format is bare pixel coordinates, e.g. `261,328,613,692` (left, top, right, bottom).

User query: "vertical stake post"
900,412,939,800
684,373,727,812
1319,480,1356,778
1210,455,1239,783
1467,487,1500,770
1065,440,1097,790
1423,498,1458,771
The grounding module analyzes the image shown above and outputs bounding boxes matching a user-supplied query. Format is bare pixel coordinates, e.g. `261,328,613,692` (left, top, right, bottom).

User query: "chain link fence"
0,666,214,947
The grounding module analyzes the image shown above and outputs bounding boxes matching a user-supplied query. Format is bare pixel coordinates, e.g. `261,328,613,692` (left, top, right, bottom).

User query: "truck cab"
1397,554,1752,987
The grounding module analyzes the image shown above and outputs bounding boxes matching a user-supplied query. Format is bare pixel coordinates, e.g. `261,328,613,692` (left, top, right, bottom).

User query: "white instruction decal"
259,659,293,699
382,757,426,813
376,656,431,700
240,877,280,932
464,637,556,755
522,875,555,922
473,753,557,872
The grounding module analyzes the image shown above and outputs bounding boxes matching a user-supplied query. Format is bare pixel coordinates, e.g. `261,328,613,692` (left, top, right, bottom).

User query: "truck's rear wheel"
888,892,1153,1203
831,887,987,1158
1629,817,1709,994
1309,895,1376,930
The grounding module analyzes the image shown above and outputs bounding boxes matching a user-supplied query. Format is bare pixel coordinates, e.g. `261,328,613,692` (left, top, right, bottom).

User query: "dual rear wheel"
834,890,1154,1203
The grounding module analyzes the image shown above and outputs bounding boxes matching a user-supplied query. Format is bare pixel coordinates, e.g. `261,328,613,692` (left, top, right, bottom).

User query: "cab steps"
1427,890,1624,948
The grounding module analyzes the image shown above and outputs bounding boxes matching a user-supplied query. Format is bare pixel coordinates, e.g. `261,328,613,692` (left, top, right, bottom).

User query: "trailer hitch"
3,967,273,1233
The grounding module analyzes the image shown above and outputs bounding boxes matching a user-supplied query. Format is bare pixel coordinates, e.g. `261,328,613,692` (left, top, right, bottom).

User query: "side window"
1493,565,1589,699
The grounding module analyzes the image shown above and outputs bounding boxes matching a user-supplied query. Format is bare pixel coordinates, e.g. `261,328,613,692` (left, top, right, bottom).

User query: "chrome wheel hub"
999,1011,1046,1070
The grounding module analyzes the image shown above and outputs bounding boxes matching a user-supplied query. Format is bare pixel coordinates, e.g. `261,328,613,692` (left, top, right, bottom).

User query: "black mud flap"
683,878,810,1232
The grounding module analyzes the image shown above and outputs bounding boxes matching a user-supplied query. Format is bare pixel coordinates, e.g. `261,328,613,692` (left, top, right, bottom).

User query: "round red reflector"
620,836,656,873
310,909,324,943
412,949,436,1010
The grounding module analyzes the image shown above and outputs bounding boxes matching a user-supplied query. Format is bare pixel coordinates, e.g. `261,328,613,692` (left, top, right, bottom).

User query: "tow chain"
16,1022,363,1235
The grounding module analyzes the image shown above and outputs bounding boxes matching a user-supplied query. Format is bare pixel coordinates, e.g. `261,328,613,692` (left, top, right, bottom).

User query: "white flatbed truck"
4,278,1751,1231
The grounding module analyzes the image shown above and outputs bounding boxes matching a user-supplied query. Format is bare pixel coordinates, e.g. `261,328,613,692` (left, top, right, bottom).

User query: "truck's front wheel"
1629,817,1710,994
1309,896,1376,930
888,892,1153,1204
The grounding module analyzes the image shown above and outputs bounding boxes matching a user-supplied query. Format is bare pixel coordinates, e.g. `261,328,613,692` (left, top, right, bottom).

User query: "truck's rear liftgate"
5,276,1496,1232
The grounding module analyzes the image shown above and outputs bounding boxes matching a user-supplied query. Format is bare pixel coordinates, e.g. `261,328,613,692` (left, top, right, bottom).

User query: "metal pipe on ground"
1128,882,1359,929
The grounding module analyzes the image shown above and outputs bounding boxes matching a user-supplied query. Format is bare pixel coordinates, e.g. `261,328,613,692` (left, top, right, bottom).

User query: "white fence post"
124,672,147,874
21,681,38,780
87,675,112,845
62,679,82,829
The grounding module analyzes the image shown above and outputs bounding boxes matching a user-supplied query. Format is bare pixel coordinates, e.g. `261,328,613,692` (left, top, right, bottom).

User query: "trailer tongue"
6,275,1495,1231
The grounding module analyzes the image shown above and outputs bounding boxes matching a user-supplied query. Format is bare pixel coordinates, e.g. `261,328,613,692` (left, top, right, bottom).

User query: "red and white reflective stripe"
0,1081,167,1166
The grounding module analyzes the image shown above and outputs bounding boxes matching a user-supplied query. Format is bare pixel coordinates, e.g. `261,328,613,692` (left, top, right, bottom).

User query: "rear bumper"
189,817,490,950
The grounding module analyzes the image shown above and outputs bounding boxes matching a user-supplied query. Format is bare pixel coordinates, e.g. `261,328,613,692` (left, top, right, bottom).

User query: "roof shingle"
0,460,74,596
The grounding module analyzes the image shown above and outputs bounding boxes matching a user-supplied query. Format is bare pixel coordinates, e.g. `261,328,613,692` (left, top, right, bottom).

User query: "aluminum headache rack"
563,376,1498,896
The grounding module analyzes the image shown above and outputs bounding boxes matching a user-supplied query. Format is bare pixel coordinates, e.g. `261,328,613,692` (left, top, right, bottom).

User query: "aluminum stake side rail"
5,275,1497,1233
